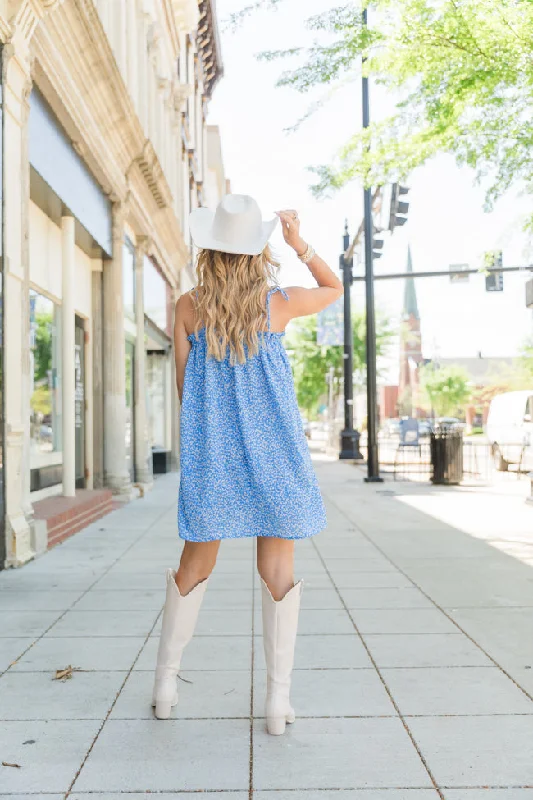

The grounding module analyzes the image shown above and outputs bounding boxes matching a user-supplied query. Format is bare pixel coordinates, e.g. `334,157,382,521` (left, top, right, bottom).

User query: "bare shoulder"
175,289,197,334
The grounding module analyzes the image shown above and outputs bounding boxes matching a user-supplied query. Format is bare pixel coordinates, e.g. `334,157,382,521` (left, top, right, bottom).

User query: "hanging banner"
317,297,344,346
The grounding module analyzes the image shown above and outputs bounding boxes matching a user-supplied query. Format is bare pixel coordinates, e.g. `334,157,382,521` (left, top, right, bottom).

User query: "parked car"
39,424,53,443
417,419,434,437
486,390,533,471
380,418,400,438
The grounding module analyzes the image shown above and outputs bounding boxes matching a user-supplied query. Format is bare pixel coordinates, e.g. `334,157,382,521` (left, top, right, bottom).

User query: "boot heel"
155,700,173,720
266,715,286,736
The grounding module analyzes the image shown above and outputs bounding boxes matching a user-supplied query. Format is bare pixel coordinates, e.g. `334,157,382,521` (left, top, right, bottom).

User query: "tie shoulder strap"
266,286,289,332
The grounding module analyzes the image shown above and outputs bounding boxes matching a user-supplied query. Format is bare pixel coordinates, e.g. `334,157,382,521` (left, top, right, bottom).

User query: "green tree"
233,0,533,219
33,311,53,382
285,310,392,417
519,336,533,382
419,364,472,417
31,385,52,417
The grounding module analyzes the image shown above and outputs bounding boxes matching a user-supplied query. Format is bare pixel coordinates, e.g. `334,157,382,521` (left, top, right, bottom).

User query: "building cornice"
170,0,198,35
0,0,64,47
31,0,188,280
197,0,223,98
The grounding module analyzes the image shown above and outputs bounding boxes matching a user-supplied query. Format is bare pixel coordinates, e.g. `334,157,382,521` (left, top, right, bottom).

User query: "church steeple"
403,245,419,321
398,244,423,416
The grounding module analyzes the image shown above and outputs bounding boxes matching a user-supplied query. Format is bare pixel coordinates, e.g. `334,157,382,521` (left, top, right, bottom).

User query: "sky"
207,0,533,381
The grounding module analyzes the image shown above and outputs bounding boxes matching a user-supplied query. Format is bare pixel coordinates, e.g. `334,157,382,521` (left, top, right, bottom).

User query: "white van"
486,390,533,471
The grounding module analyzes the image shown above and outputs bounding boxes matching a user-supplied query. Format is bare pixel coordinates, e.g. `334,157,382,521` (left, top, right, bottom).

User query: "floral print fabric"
178,286,327,541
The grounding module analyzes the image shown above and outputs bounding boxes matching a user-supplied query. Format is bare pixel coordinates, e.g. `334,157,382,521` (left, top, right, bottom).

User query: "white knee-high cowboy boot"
152,568,208,720
260,577,304,735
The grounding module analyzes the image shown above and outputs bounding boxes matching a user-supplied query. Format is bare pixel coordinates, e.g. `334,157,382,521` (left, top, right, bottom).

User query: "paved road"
1,455,532,798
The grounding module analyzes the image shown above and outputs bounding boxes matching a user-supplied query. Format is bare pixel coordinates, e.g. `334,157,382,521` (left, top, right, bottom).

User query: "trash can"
430,430,464,485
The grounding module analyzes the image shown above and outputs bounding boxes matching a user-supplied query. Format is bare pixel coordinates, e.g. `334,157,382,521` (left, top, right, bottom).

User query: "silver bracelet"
297,243,316,263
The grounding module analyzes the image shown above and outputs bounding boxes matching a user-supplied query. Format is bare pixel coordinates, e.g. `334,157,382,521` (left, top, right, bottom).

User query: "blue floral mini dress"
177,286,327,542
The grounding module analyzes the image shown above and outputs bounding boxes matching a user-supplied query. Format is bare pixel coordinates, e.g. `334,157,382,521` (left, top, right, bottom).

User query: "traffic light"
373,233,384,260
484,250,503,292
389,183,410,232
526,277,533,309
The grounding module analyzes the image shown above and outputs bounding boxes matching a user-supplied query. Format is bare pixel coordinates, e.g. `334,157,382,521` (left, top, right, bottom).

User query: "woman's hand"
276,210,307,256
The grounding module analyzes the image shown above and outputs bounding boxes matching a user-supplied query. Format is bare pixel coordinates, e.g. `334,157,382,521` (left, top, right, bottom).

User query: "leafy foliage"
285,310,393,416
519,336,533,382
236,0,533,216
31,385,52,416
33,311,53,382
419,363,472,417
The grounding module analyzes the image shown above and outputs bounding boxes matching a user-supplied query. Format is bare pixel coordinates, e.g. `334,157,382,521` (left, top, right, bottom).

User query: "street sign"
317,297,344,346
449,263,470,283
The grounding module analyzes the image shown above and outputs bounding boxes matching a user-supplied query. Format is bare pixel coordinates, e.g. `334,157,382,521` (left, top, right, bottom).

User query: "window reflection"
30,290,62,469
147,353,167,450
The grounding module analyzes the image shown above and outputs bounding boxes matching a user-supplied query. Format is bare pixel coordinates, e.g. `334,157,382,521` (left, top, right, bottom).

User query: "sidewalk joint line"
62,501,175,800
248,538,256,800
312,497,445,800
333,495,533,706
0,507,172,682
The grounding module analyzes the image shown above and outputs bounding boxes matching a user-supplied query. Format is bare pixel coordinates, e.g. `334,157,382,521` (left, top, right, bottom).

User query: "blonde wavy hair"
191,245,281,366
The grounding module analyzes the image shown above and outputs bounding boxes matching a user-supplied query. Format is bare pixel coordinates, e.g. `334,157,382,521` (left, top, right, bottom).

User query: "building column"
134,238,153,487
103,203,132,499
1,0,65,565
2,51,33,565
61,215,76,497
126,0,139,111
111,0,127,78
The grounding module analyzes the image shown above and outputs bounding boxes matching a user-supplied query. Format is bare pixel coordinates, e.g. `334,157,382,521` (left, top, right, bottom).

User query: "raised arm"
276,209,344,320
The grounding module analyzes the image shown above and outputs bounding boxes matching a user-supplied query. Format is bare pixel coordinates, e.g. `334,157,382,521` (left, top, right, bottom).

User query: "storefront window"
144,256,171,458
30,290,62,471
123,238,135,321
125,339,135,481
146,353,167,450
143,257,168,333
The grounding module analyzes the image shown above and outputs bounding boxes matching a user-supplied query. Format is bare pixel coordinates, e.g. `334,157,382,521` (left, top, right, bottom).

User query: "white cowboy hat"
189,194,278,256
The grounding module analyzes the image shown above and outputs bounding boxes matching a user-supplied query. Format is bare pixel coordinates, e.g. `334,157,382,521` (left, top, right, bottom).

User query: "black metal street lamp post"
362,6,382,482
339,222,363,461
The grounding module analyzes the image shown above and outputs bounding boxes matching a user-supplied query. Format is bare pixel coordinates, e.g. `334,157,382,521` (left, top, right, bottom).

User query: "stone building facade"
0,0,225,568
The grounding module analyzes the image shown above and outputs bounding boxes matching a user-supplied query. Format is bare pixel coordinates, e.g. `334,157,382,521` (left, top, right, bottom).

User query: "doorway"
125,339,135,482
74,317,86,489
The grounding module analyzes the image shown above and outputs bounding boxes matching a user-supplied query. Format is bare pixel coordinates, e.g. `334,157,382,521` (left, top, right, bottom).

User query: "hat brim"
189,207,278,256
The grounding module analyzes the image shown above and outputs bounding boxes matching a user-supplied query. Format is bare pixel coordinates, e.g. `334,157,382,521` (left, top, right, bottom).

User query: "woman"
152,194,343,734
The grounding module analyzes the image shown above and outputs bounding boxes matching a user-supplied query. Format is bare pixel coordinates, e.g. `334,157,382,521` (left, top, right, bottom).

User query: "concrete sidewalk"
1,456,533,798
